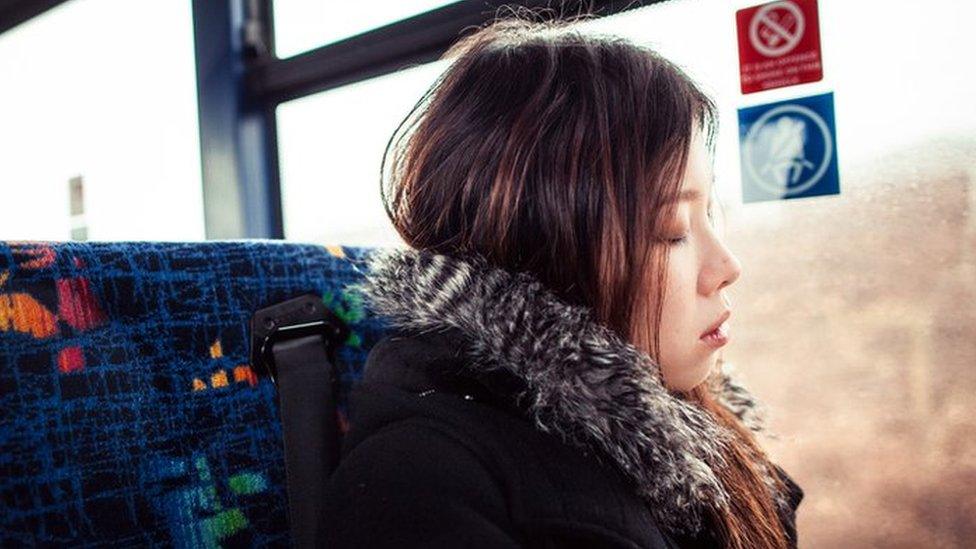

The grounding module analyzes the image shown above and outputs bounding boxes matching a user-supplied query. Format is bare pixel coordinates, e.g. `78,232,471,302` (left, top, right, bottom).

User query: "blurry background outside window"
0,0,204,241
272,0,462,59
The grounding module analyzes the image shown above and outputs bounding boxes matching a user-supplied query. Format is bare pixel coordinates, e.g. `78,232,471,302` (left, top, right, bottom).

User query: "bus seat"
0,240,391,547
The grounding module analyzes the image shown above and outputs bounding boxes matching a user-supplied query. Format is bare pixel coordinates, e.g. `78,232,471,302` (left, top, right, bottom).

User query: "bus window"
276,60,450,247
273,1,462,59
0,0,204,241
577,2,976,547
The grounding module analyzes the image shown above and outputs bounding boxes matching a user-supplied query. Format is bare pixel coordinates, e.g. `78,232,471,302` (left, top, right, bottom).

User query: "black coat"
323,248,804,548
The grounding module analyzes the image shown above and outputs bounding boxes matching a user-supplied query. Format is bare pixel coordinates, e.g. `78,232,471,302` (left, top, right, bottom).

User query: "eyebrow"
670,173,716,204
666,188,705,205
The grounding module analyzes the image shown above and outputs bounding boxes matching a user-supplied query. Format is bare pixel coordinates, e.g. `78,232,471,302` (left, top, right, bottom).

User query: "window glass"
0,0,205,241
580,1,976,546
276,60,450,246
273,1,463,59
277,1,974,545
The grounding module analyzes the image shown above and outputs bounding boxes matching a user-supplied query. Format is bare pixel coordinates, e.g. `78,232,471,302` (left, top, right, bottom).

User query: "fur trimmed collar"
345,246,789,536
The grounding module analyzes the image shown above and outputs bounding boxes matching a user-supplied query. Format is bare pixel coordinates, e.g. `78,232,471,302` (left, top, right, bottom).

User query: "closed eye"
666,234,689,246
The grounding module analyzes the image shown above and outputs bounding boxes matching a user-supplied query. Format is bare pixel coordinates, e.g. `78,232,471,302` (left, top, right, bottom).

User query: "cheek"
657,253,702,389
661,256,695,332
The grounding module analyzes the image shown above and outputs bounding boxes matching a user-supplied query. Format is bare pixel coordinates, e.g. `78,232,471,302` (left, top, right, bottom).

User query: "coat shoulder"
332,381,677,548
324,415,523,548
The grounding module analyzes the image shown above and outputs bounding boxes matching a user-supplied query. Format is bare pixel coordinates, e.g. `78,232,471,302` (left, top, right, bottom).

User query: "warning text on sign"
736,0,824,94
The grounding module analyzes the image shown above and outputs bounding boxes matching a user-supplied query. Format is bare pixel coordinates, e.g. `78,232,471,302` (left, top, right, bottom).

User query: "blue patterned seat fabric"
0,240,389,547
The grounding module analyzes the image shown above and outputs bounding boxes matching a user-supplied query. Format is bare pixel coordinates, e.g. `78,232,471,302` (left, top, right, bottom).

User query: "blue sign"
737,92,840,203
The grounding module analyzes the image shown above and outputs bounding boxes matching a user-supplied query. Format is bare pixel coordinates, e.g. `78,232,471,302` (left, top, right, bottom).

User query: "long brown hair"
379,13,791,549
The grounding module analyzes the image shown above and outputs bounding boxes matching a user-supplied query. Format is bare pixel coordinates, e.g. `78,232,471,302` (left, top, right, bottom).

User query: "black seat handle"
250,293,349,549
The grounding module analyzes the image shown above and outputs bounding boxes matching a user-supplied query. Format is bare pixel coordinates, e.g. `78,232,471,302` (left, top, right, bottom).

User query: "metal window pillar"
192,0,283,239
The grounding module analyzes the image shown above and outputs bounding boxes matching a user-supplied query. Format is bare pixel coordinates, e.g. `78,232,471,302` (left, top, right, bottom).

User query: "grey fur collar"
346,246,788,535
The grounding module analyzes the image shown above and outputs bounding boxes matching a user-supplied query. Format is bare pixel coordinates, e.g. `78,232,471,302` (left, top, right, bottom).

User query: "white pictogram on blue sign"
738,92,840,203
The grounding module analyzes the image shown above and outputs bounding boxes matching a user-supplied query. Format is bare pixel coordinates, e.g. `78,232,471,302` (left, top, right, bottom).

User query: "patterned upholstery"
0,240,390,547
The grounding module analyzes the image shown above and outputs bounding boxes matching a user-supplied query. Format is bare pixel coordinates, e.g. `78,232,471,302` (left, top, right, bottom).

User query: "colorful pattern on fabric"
0,240,391,547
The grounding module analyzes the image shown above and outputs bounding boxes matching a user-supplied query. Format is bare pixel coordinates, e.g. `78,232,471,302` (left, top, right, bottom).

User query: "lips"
701,310,731,338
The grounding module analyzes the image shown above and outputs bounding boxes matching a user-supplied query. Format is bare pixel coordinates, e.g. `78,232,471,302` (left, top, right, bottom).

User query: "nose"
701,238,742,295
718,248,741,291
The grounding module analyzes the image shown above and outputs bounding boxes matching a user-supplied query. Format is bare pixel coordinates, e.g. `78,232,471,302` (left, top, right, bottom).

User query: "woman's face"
657,131,742,392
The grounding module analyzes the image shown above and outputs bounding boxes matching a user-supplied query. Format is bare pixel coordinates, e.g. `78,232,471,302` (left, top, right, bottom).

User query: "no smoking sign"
736,0,823,94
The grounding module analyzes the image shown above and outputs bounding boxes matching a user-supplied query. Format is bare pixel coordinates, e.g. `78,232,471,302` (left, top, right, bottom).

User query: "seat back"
0,240,391,547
